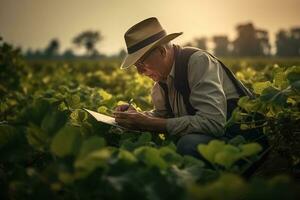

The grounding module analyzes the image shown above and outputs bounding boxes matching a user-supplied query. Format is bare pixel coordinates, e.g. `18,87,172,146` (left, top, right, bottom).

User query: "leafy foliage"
227,65,300,167
0,39,299,199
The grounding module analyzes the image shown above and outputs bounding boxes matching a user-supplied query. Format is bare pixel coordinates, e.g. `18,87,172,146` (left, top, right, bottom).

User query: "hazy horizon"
1,0,300,55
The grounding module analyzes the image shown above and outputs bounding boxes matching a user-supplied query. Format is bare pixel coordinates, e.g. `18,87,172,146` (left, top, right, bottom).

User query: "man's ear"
157,45,167,57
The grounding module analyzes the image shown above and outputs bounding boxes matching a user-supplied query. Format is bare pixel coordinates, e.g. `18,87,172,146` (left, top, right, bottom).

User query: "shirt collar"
168,59,175,78
159,57,175,84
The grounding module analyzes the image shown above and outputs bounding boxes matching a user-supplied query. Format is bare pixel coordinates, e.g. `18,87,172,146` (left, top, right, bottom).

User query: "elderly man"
114,17,265,159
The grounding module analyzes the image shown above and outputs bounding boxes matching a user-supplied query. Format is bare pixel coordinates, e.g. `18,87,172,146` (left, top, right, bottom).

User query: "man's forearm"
166,114,225,137
144,116,167,133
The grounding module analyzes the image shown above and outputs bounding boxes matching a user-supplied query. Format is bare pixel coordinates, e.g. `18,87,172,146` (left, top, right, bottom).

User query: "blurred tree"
184,37,207,50
213,35,229,56
33,50,43,58
44,38,60,58
0,38,24,95
233,23,270,56
276,30,289,56
73,31,103,57
118,49,126,59
291,28,300,56
276,27,300,56
62,48,75,59
194,37,207,50
183,42,193,47
233,23,257,56
25,48,34,58
256,29,271,56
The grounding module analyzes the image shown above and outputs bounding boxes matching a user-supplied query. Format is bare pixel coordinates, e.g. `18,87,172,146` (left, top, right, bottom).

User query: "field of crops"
1,40,300,200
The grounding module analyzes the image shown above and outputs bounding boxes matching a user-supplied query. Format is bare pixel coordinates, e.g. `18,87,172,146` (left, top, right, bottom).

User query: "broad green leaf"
70,109,88,126
286,66,300,84
268,175,291,186
66,95,81,109
265,104,283,117
287,97,297,106
120,139,136,151
197,140,262,169
116,100,127,106
239,143,262,157
26,123,49,151
58,101,68,111
214,145,241,169
134,146,167,170
164,142,177,151
0,124,17,148
238,96,261,113
197,140,225,163
260,86,287,106
188,173,246,200
78,136,106,158
79,121,93,137
41,109,67,135
273,67,288,89
117,149,137,164
170,165,200,183
159,146,183,165
0,102,9,113
74,148,111,178
183,155,205,168
26,98,50,125
252,81,272,95
50,124,81,157
228,135,246,146
291,80,300,92
58,172,74,184
240,123,248,130
137,132,152,144
97,105,108,114
98,89,112,101
225,108,244,128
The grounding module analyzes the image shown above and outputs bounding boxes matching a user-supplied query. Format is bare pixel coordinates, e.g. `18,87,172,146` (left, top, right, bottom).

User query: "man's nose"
142,68,153,76
137,66,150,75
137,66,146,74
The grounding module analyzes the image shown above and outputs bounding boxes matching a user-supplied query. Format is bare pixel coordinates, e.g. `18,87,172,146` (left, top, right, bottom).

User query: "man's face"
134,47,166,82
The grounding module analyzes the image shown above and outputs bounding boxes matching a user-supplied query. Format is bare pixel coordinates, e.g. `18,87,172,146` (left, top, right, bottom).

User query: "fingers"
115,104,136,112
115,105,128,111
114,112,146,131
114,112,138,128
113,111,135,119
115,117,135,129
113,106,140,129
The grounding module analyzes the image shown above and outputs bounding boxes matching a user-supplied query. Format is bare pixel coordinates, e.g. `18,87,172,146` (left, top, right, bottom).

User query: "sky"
0,0,300,55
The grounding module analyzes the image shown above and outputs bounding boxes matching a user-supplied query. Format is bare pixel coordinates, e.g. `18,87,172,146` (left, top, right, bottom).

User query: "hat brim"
120,32,183,69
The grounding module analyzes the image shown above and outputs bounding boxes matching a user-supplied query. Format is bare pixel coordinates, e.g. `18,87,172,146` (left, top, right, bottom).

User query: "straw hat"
120,17,182,69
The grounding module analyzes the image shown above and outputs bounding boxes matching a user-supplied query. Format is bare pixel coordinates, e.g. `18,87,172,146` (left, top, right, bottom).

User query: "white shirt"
146,50,240,138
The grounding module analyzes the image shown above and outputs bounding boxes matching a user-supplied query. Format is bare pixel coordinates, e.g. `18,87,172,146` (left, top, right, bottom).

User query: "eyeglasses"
134,48,158,70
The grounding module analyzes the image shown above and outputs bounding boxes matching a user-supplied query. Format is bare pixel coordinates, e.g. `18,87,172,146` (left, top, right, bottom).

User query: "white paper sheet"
83,108,143,133
83,108,117,126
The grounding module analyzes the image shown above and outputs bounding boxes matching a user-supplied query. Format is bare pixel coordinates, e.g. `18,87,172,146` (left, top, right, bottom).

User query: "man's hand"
115,104,136,112
113,109,167,132
114,110,149,130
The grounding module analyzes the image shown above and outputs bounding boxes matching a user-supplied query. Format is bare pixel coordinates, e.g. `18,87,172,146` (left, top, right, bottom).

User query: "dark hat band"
127,30,166,54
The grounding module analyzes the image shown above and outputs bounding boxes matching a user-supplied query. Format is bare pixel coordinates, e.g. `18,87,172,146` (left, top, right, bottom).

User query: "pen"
125,98,133,111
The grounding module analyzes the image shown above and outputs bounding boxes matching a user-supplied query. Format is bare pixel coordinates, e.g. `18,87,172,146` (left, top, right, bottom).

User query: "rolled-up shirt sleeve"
166,51,227,138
